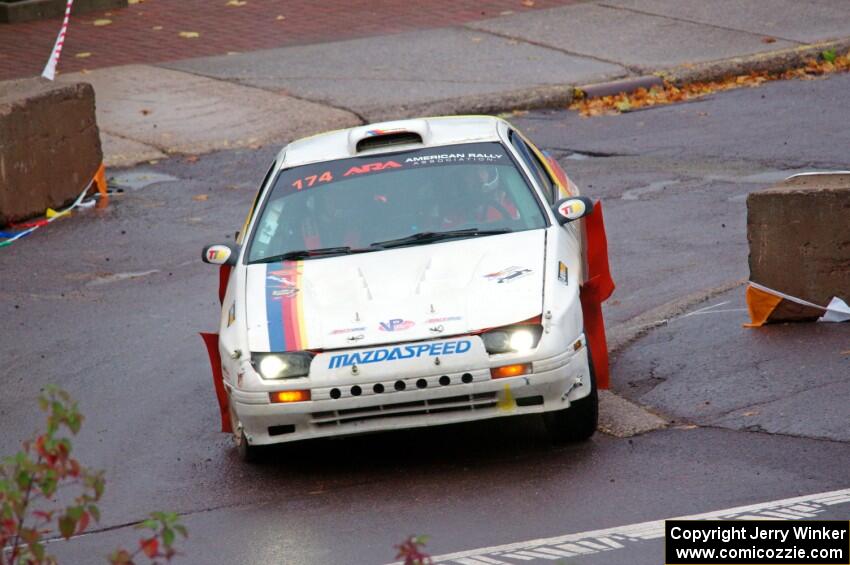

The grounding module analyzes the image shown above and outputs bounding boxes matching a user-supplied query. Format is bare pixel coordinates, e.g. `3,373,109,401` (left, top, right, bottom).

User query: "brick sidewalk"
0,0,581,81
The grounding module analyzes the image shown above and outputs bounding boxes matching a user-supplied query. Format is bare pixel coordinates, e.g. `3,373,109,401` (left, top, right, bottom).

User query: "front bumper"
230,338,591,446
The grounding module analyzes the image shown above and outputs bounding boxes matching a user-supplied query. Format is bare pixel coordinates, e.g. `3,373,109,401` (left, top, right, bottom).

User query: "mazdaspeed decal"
484,266,532,284
328,339,472,369
265,262,308,351
378,318,415,332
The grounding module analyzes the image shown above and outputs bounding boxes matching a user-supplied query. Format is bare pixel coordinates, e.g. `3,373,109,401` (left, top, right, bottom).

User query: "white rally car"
202,116,611,461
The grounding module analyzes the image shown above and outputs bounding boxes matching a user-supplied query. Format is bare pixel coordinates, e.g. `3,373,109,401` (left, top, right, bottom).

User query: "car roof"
278,116,509,170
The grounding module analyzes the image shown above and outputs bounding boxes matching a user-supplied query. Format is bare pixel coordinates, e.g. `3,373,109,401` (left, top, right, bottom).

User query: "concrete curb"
574,75,663,100
360,83,577,124
568,39,850,101
658,38,850,85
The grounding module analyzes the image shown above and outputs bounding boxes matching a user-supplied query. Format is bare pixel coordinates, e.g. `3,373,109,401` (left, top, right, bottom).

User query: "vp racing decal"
265,262,307,351
328,339,472,369
378,318,415,332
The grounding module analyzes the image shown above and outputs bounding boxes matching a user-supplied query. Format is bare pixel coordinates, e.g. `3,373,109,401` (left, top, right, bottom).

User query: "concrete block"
747,173,850,306
0,77,102,225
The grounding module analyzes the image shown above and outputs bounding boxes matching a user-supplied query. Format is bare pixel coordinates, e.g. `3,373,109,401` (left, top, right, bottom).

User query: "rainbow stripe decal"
265,262,308,351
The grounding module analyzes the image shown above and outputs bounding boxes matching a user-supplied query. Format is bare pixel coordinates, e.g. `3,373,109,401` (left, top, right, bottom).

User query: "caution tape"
0,164,109,249
41,0,75,80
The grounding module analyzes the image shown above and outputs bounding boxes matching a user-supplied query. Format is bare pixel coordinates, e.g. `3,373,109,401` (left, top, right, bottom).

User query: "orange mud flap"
579,201,615,389
201,332,233,433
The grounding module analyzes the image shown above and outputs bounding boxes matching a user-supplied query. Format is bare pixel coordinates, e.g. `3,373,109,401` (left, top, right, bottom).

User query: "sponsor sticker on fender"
328,339,472,369
485,266,532,284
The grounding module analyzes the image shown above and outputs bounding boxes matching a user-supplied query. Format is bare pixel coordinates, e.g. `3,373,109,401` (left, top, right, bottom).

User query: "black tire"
543,348,599,443
230,400,263,463
235,429,263,463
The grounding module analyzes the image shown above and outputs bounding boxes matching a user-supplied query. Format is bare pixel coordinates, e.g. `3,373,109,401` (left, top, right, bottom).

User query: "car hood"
244,230,545,352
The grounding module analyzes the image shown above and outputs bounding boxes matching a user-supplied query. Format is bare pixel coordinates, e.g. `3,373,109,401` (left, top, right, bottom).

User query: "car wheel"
543,347,598,443
230,400,262,463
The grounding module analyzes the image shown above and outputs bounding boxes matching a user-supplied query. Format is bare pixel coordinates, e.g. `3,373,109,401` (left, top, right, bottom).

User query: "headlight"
251,352,313,379
481,325,542,354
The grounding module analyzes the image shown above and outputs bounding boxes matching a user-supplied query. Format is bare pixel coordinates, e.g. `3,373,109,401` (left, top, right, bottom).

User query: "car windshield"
246,141,547,263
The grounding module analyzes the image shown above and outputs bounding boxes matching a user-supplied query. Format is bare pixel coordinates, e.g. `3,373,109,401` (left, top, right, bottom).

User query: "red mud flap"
579,201,615,389
198,264,235,433
201,333,233,433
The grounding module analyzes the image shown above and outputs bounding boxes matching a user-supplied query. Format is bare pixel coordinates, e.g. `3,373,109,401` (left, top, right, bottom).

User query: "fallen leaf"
128,0,143,4
276,14,285,20
184,155,199,163
761,36,776,43
192,194,209,201
226,51,239,55
471,36,483,43
140,109,151,115
570,51,850,117
152,25,163,30
104,12,113,16
499,10,514,16
226,0,247,5
179,31,200,39
80,69,90,74
521,0,535,6
741,410,759,417
75,52,92,58
92,19,112,26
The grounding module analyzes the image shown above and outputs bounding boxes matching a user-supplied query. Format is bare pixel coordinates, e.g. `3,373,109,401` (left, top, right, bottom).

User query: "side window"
239,161,277,243
509,131,556,204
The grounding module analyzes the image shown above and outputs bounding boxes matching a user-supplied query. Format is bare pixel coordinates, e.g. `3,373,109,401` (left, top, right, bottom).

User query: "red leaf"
141,537,159,558
77,511,90,533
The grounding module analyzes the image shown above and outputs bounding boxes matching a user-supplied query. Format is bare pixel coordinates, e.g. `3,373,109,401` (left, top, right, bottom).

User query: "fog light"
490,363,532,379
269,390,311,403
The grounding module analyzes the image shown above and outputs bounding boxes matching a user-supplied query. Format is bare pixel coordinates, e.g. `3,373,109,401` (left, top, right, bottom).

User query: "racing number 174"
292,171,333,190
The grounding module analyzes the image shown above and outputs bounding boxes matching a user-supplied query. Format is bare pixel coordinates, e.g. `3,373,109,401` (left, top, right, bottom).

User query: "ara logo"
378,318,415,332
343,160,402,177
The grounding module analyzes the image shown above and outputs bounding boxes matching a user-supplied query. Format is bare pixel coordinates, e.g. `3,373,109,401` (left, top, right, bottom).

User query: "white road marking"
393,488,850,565
678,301,733,318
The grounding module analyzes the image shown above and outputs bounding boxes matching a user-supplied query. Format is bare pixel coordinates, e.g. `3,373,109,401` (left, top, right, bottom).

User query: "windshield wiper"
370,228,512,249
249,246,377,264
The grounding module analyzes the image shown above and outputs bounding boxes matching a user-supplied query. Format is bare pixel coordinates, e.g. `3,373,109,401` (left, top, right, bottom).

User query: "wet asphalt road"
1,73,849,564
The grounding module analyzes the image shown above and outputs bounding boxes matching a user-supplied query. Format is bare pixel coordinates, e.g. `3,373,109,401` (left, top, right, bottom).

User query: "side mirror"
202,243,239,266
553,196,594,224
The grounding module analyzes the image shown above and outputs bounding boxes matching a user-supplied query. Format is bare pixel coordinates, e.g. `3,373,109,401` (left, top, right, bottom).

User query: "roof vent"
355,131,423,153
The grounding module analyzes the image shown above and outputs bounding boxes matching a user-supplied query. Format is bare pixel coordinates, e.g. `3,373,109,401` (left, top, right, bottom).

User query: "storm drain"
311,392,498,427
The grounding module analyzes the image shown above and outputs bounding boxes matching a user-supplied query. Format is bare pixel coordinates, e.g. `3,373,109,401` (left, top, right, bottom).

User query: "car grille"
310,392,498,427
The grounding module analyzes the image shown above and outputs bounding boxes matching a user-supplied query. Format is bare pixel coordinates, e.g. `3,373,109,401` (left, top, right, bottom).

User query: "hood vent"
356,131,423,153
